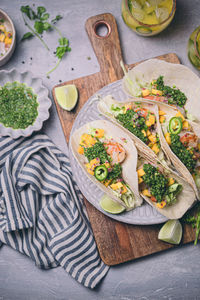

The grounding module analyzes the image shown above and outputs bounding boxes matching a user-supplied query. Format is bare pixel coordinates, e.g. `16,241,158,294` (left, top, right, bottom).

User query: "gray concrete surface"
0,0,200,299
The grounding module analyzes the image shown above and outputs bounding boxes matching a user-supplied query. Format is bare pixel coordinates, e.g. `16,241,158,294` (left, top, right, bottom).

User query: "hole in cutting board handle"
94,20,111,38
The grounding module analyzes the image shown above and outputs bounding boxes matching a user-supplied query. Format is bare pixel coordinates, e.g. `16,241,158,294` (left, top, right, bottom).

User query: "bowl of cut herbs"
0,69,52,138
0,9,16,66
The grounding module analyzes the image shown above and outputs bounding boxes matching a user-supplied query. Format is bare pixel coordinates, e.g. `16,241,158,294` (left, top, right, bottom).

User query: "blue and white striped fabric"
0,134,109,288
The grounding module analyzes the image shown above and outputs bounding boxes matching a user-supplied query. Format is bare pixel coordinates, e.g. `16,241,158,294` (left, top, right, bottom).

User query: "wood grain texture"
52,13,196,266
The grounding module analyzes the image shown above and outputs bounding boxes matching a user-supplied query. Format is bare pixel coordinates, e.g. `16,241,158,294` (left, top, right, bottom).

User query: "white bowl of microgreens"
0,69,52,138
0,9,16,67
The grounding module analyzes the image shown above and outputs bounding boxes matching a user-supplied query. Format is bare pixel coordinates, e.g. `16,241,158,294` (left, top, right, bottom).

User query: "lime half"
55,84,78,111
100,194,125,214
158,220,182,245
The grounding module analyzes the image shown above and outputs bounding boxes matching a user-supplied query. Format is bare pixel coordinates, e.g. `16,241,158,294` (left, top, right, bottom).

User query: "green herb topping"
84,142,109,164
108,163,122,180
116,109,148,144
0,82,38,129
142,164,168,202
170,134,196,172
155,76,187,107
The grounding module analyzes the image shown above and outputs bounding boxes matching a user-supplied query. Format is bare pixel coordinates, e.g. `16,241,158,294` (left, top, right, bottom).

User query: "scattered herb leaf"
182,203,200,245
21,4,70,75
21,32,34,41
51,15,62,24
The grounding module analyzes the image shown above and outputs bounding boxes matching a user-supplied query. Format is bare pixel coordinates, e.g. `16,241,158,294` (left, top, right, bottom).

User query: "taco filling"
78,128,136,208
110,102,161,155
137,163,182,209
140,76,187,108
162,110,200,188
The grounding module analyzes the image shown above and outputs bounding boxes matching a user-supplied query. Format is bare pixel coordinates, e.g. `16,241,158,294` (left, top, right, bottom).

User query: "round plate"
0,69,51,138
69,80,167,225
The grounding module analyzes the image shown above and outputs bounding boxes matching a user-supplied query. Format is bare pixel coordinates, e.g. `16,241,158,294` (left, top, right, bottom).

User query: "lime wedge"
100,194,126,214
55,84,78,111
158,220,182,245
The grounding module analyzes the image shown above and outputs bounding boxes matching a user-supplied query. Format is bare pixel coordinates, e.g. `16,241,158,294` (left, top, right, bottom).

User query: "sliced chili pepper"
169,117,183,135
94,165,108,181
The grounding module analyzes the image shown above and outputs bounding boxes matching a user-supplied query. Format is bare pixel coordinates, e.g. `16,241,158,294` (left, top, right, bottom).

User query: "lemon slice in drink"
158,220,182,245
55,84,78,111
100,194,126,214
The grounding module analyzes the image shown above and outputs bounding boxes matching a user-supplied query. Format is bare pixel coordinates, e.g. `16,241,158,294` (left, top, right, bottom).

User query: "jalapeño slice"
94,165,108,181
169,117,182,135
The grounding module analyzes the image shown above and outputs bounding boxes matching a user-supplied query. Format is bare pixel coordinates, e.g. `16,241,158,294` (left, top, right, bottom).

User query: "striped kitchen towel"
0,134,109,288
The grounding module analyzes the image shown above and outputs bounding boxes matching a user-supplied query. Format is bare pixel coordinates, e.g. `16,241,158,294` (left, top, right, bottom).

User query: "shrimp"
180,132,198,148
103,140,126,165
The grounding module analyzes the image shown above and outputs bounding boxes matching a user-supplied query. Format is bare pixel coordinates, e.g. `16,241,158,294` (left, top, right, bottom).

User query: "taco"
98,95,170,165
121,59,200,116
155,104,200,199
137,155,196,219
70,120,143,211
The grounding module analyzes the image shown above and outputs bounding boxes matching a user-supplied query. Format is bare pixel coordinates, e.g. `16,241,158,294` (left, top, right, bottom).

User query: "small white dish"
0,9,16,67
0,69,52,138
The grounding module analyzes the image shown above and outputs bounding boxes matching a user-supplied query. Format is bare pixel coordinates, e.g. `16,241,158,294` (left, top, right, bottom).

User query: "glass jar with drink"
188,26,200,70
121,0,176,36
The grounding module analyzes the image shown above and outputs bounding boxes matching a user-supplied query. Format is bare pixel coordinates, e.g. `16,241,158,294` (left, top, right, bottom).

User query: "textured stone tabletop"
0,0,200,299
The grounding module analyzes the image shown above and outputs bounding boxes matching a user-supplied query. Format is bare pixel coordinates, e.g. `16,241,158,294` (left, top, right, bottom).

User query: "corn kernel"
175,111,185,121
137,168,145,177
142,89,150,97
148,134,157,144
157,201,166,209
151,89,163,96
165,132,171,145
159,116,166,123
152,143,159,154
142,189,151,197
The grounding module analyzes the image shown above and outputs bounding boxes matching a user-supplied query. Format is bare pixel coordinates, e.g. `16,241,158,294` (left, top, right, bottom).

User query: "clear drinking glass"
188,26,200,70
121,0,176,36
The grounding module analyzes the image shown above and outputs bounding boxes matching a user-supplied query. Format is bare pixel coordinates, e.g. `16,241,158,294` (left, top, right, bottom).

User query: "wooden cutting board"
52,13,196,265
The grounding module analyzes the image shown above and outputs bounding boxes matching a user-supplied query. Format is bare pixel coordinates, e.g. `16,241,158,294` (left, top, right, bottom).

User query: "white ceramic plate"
69,80,167,225
0,69,51,138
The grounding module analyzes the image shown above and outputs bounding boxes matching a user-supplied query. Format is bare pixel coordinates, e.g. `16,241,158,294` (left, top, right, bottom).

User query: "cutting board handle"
85,13,124,81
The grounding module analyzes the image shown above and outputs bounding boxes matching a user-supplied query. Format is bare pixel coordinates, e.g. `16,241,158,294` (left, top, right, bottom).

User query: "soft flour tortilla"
137,155,197,219
98,95,171,164
70,120,143,211
122,59,200,118
154,103,200,199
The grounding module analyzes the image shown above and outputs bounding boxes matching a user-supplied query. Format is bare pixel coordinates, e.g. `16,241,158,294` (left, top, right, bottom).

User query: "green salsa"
155,76,187,107
170,134,196,172
0,81,38,129
142,164,168,202
142,163,182,205
116,109,148,144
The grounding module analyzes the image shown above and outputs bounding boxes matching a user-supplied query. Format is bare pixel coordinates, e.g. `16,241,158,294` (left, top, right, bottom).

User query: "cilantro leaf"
34,21,44,34
43,22,51,31
59,37,68,46
40,13,50,21
51,15,62,24
21,32,34,41
21,5,37,20
37,6,46,18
